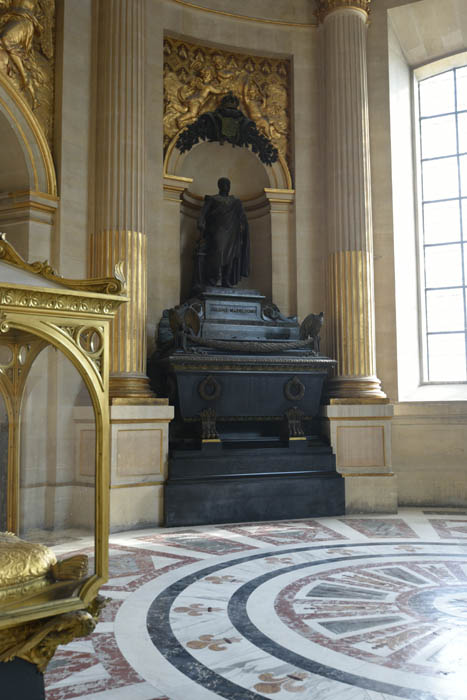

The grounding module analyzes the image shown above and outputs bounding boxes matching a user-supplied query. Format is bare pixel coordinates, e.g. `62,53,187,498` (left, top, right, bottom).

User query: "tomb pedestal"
151,288,344,526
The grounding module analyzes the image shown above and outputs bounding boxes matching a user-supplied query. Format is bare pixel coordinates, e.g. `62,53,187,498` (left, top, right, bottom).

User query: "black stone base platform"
0,658,45,700
152,286,344,528
165,440,345,526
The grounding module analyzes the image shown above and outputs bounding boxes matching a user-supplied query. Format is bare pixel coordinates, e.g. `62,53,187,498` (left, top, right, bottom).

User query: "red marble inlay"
219,519,345,545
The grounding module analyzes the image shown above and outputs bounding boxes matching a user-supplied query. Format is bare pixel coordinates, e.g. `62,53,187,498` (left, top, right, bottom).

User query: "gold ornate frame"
0,237,127,629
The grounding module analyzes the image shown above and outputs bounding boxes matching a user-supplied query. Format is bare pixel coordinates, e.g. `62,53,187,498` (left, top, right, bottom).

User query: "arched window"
417,64,467,382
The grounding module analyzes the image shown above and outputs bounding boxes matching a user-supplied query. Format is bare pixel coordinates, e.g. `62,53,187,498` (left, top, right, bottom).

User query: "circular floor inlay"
139,542,467,699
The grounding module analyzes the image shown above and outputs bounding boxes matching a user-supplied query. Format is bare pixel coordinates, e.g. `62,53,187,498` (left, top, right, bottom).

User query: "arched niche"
0,72,56,196
178,141,272,301
164,132,292,191
163,134,296,316
0,113,30,192
0,73,58,262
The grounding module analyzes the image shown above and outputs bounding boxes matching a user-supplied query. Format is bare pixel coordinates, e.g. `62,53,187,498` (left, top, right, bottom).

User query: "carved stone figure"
243,77,271,139
195,177,250,288
176,63,223,131
0,0,53,110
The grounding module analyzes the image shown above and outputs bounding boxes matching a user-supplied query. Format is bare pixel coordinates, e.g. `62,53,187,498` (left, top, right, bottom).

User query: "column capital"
316,0,371,23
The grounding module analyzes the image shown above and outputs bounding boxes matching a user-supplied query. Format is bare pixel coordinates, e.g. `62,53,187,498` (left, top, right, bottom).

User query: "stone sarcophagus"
151,287,345,527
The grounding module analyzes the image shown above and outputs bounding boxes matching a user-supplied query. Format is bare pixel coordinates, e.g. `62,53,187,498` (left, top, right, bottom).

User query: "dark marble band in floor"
146,542,467,700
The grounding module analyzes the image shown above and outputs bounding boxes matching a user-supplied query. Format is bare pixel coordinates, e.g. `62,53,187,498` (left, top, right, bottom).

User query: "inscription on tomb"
206,300,260,321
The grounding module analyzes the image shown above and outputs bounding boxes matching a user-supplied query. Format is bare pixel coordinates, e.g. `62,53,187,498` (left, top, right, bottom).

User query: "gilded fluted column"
90,0,152,399
319,0,385,399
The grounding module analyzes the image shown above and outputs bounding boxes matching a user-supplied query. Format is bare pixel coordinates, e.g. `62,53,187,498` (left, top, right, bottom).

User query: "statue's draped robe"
199,194,250,287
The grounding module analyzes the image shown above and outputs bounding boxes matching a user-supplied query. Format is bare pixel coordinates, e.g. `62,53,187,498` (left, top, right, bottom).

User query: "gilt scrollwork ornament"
315,0,371,22
0,312,9,333
0,595,106,672
164,37,290,167
55,324,105,381
0,0,55,143
0,234,127,296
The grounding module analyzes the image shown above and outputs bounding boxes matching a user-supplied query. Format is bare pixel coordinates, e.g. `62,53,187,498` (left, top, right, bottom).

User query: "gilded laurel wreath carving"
0,0,55,143
164,37,291,167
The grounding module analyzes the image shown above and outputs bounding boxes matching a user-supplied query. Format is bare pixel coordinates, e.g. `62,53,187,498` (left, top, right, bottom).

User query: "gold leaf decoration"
0,0,55,145
163,36,291,169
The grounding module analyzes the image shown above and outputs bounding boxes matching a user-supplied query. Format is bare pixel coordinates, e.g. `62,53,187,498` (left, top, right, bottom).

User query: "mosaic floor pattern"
44,509,467,700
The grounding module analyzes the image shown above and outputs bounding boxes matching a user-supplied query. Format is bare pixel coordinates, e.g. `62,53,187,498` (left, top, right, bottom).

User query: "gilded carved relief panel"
0,0,55,145
164,37,291,169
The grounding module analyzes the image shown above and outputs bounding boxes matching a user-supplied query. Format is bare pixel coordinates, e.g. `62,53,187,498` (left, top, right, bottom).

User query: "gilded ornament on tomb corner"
0,0,55,144
163,37,291,169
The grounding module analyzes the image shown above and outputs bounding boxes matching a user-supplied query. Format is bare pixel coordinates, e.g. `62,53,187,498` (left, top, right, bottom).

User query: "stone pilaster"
320,0,385,399
91,0,151,400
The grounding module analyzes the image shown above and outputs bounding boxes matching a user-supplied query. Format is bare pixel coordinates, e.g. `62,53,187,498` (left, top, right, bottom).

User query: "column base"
109,374,156,401
322,402,397,513
326,375,387,400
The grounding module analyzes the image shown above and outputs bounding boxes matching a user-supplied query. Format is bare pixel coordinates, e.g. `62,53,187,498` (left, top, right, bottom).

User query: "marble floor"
44,508,467,700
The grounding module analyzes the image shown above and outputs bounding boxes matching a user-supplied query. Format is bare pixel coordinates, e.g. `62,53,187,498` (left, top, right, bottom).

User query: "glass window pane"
458,113,467,154
420,71,455,117
421,115,457,158
426,288,465,332
463,200,467,237
424,243,462,288
457,66,467,112
423,200,461,243
461,154,467,197
422,157,459,200
428,333,467,381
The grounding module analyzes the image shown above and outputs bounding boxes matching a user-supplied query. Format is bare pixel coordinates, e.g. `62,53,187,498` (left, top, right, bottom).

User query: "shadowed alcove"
178,141,272,302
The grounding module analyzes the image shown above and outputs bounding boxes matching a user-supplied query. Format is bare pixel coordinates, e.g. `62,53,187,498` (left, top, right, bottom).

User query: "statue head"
217,177,231,195
220,92,239,110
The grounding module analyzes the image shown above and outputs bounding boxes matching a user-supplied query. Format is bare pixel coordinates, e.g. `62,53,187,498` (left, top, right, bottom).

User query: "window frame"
413,55,467,387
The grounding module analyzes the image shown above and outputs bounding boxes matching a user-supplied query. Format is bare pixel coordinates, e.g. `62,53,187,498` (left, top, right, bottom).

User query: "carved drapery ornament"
163,37,290,168
315,0,371,22
176,92,278,166
0,0,55,144
0,531,103,672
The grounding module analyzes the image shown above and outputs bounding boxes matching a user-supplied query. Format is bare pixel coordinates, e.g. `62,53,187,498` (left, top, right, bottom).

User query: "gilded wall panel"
163,37,291,169
0,0,55,145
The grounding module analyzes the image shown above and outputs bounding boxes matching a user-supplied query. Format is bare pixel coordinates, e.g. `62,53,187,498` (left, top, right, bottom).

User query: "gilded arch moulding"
0,70,56,195
163,134,292,191
163,36,292,179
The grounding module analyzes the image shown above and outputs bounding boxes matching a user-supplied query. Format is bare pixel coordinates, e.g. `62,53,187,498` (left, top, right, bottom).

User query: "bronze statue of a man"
195,177,250,288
